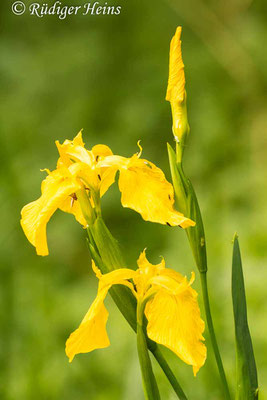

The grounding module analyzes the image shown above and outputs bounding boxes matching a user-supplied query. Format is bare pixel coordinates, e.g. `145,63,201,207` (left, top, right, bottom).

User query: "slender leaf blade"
232,235,258,399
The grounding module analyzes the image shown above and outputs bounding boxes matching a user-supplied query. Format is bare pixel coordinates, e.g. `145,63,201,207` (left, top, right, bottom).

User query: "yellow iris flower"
66,250,206,376
21,132,194,256
20,132,116,255
166,26,189,144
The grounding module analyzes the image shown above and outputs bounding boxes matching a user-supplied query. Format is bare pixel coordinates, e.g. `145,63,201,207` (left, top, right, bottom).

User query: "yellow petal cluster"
20,132,115,256
21,132,194,255
66,251,206,375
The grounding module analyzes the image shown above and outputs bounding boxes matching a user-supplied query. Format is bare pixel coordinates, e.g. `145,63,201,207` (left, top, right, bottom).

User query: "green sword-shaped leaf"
232,234,258,400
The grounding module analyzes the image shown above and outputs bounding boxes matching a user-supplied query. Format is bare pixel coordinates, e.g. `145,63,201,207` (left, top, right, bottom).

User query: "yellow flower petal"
57,135,116,198
56,131,93,167
68,161,116,202
99,153,195,228
134,250,165,296
137,249,165,272
145,285,206,375
91,145,117,197
91,260,102,279
66,267,137,362
65,287,111,362
20,168,82,256
118,157,194,227
68,162,99,190
99,167,117,197
97,268,137,299
148,275,189,295
166,26,185,103
91,144,113,160
160,268,193,285
58,195,87,227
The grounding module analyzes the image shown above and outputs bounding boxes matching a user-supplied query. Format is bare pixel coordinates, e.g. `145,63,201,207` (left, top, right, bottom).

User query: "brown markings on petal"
70,193,77,208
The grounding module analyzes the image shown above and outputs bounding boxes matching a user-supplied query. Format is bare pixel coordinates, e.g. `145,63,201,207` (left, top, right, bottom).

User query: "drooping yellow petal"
99,153,195,228
66,286,111,362
65,265,137,362
166,26,185,103
118,157,194,227
137,249,205,375
20,168,82,256
145,283,206,376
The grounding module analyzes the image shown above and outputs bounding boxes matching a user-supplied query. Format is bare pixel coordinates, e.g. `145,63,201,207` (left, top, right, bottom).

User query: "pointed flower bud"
166,27,189,154
166,26,185,104
166,29,207,273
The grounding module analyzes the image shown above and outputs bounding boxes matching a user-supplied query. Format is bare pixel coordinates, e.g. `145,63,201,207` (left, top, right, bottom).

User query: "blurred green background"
1,0,267,398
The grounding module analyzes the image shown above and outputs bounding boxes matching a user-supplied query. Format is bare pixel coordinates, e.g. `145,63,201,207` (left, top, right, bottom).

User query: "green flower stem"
152,348,188,400
76,188,95,225
90,187,102,217
168,143,231,398
137,302,161,400
200,272,231,400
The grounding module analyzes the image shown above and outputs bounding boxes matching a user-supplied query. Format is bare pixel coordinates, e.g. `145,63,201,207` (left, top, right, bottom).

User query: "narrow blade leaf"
232,235,258,399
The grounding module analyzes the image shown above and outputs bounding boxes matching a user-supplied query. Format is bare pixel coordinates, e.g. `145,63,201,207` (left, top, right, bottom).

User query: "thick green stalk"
200,272,231,400
76,188,96,225
137,302,161,400
152,348,188,400
168,143,231,398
